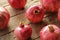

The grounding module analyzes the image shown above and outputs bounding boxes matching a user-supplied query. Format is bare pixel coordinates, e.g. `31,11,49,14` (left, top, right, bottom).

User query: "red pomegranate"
40,0,60,12
25,5,45,23
14,22,32,40
58,9,60,21
40,24,60,40
0,7,10,30
8,0,27,9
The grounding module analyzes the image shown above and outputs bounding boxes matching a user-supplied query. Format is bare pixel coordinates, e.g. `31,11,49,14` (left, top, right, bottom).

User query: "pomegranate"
8,0,27,9
25,5,45,23
14,22,32,40
0,7,10,30
40,0,60,12
58,9,60,21
40,24,60,40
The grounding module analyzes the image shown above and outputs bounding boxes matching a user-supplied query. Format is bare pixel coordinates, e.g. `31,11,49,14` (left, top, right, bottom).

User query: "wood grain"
0,12,44,39
4,0,40,17
0,0,60,40
0,0,40,37
0,0,8,6
0,0,42,40
35,38,40,40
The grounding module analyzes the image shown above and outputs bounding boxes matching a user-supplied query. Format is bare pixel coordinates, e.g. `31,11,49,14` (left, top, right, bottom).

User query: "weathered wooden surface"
0,0,8,6
0,0,60,40
35,38,40,40
0,0,41,40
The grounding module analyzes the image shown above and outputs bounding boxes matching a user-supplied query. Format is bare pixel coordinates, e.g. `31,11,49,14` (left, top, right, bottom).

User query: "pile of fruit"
0,0,60,40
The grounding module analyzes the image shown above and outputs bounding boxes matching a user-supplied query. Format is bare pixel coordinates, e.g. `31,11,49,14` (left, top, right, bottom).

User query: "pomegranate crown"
19,21,24,28
48,25,54,32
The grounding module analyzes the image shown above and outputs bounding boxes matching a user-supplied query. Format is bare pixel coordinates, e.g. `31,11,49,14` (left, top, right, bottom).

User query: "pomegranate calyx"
34,9,40,15
48,25,54,32
19,21,24,28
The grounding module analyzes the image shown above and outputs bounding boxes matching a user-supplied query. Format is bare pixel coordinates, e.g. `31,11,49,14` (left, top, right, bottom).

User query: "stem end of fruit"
48,25,54,32
19,21,24,28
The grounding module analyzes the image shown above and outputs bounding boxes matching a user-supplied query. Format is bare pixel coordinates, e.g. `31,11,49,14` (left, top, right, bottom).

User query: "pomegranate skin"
14,24,32,40
8,0,27,9
0,7,10,30
40,24,60,40
25,5,45,23
58,9,60,21
40,0,60,12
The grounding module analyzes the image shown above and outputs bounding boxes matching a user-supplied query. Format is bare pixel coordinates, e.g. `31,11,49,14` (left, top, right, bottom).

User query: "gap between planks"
0,0,41,39
0,0,40,36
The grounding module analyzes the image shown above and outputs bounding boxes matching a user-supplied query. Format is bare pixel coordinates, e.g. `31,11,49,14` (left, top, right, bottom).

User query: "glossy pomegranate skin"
14,24,32,40
40,24,60,40
0,7,10,30
40,0,60,12
58,9,60,21
8,0,27,9
25,5,45,23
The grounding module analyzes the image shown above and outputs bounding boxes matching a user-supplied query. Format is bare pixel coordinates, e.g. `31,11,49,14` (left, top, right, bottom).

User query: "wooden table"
0,0,60,40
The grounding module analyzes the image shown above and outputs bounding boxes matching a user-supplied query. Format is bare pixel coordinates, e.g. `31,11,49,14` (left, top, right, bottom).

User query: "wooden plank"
0,31,40,40
43,13,60,26
0,32,17,40
30,21,47,39
0,0,32,6
0,0,41,37
0,0,8,6
0,4,60,40
5,0,40,17
0,13,25,37
0,12,44,39
0,13,47,39
1,0,60,40
0,0,39,7
26,0,40,8
0,12,41,39
5,6,25,17
0,8,47,39
31,13,60,39
0,32,34,40
35,38,40,40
